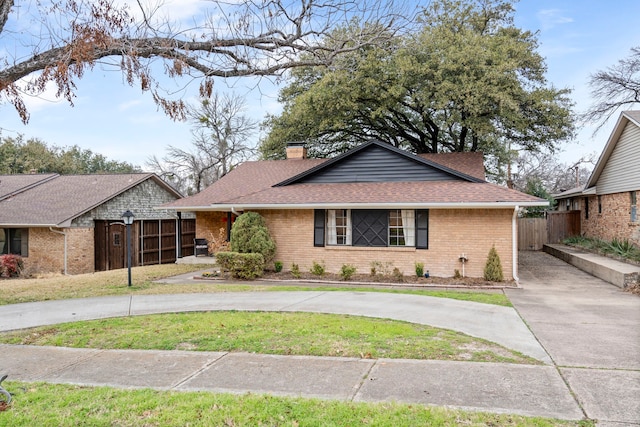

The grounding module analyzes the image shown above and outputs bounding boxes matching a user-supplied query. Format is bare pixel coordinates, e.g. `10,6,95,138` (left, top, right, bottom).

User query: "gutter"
156,201,549,212
49,227,68,275
512,206,519,284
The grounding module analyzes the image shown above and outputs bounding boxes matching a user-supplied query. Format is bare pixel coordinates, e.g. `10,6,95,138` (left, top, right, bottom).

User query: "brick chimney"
286,142,307,159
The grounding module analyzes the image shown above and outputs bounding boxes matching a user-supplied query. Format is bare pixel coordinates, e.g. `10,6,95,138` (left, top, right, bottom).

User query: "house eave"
0,223,59,228
168,201,547,212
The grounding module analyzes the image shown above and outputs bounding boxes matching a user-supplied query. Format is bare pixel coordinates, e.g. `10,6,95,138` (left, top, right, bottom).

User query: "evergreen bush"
483,246,504,282
230,212,276,263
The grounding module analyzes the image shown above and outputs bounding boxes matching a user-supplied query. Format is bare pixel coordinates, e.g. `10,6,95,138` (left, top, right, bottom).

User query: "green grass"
0,264,511,306
1,381,592,427
0,311,538,364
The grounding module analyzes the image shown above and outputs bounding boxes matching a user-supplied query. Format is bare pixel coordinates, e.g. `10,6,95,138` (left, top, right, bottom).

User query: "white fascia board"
193,201,549,211
0,223,58,228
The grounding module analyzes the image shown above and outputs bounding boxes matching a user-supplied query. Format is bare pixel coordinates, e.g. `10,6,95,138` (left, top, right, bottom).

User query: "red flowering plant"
0,254,24,278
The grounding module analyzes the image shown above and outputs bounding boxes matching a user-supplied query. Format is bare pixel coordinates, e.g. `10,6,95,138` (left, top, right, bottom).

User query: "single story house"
554,110,640,246
0,173,195,275
163,140,547,280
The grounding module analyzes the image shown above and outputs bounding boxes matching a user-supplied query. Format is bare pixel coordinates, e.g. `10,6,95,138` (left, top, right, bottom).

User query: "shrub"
310,260,325,276
483,246,504,282
0,254,23,278
392,267,404,282
370,261,393,276
215,251,265,280
453,269,462,279
230,212,276,263
415,262,424,277
340,264,357,281
206,227,230,254
274,261,283,273
290,263,301,279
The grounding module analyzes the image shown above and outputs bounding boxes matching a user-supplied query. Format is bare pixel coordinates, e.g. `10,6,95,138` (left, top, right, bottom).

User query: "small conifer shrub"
483,245,504,282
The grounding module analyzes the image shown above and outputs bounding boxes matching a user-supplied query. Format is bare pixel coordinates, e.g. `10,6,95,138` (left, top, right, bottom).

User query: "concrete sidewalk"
1,344,582,420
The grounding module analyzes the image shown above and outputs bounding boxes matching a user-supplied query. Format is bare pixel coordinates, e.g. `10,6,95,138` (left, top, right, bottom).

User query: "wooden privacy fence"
518,217,547,250
547,210,581,243
518,210,582,250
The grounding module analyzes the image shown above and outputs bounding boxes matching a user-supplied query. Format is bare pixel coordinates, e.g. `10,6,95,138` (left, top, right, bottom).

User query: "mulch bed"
197,270,513,288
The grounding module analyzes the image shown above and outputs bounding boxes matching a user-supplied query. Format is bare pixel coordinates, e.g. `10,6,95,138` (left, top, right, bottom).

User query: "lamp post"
121,210,135,286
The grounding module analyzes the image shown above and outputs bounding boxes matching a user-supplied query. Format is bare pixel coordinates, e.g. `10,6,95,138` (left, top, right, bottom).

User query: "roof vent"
286,142,307,160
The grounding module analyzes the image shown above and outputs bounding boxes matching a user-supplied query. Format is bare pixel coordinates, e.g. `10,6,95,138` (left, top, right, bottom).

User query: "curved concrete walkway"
0,291,549,362
0,290,587,421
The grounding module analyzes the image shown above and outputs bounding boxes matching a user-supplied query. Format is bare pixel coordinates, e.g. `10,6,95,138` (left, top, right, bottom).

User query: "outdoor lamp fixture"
121,210,135,286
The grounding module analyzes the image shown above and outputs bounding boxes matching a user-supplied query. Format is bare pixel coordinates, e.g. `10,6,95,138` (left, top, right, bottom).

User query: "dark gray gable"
275,140,482,186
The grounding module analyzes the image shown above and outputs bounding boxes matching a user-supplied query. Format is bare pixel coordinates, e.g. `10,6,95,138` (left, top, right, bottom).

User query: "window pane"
0,229,6,254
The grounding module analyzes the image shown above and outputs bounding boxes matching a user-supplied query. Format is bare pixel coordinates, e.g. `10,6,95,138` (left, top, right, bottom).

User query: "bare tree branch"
582,46,640,131
0,0,409,123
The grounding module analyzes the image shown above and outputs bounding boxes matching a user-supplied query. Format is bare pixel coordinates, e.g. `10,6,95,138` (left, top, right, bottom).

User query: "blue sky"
1,0,639,169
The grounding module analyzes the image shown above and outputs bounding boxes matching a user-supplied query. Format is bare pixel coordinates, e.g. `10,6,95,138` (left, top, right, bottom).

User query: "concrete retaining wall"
544,244,639,289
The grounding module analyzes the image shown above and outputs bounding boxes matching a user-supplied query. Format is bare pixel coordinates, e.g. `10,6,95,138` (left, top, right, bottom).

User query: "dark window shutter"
352,210,387,246
314,209,325,247
416,209,429,249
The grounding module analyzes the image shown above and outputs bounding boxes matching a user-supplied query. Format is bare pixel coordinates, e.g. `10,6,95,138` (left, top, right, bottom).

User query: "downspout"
512,206,519,284
49,227,68,275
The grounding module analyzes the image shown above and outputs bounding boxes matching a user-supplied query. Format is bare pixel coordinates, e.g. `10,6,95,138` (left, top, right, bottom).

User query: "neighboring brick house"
163,140,547,280
555,111,640,246
0,173,195,275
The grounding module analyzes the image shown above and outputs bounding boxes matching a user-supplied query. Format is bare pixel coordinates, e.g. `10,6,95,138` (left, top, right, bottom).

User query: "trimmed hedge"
216,251,265,280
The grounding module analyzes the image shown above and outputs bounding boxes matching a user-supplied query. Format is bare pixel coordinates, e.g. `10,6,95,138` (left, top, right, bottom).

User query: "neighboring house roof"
586,110,640,191
0,173,58,201
164,140,545,210
553,185,586,200
0,173,181,227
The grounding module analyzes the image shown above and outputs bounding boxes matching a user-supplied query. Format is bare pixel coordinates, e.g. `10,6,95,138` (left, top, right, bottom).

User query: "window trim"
317,209,428,249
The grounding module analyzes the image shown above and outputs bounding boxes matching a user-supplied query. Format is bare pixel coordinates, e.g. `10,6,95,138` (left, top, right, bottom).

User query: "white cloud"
537,9,574,30
118,99,143,111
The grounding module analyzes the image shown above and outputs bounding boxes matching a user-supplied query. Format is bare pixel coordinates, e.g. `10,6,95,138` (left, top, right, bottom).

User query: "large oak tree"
260,0,575,178
0,0,404,123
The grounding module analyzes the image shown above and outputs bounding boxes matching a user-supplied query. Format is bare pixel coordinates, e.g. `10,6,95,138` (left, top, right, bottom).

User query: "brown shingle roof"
0,173,179,227
419,152,486,181
164,150,545,209
0,173,58,200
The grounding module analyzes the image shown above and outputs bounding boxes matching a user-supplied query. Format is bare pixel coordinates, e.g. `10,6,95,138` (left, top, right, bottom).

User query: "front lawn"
0,382,591,427
0,264,511,306
0,311,537,364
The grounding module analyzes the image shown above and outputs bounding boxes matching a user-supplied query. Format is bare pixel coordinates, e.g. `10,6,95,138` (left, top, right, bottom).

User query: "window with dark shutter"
416,210,429,249
314,209,325,247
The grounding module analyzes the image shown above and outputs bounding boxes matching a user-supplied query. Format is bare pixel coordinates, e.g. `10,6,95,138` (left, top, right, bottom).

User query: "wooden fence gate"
518,210,582,251
95,218,196,271
518,217,547,250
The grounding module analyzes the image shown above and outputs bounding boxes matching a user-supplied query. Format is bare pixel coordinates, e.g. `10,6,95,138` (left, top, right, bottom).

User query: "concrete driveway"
507,251,640,425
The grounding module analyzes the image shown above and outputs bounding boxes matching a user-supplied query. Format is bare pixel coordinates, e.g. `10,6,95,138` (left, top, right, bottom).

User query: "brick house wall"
23,228,64,275
22,227,95,275
197,208,515,280
582,192,640,246
195,211,228,242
